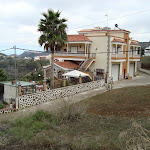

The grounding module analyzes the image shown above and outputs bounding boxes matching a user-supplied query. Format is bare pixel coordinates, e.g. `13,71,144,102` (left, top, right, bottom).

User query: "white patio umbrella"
62,70,91,79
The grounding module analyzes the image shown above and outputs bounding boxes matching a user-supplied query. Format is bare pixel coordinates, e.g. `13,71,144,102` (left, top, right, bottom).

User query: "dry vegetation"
0,86,150,150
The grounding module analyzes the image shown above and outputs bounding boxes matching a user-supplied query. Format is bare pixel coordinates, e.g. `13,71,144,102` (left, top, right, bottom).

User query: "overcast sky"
0,0,150,55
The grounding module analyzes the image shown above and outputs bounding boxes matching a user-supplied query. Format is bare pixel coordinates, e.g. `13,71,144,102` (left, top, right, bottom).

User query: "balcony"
111,53,126,62
129,54,140,61
111,53,126,58
129,54,140,58
53,51,87,60
53,51,96,61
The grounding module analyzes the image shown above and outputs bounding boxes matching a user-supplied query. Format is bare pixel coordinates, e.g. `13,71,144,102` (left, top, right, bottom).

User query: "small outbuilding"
0,81,36,108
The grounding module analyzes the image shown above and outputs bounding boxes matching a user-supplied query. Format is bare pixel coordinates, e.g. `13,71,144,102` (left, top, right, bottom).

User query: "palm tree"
38,9,67,89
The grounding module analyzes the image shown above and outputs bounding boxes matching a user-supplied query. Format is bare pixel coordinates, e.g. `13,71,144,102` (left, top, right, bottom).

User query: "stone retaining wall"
0,109,17,115
19,80,105,109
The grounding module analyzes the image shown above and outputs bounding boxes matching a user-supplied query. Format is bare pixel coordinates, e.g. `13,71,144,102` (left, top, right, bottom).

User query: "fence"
19,80,105,109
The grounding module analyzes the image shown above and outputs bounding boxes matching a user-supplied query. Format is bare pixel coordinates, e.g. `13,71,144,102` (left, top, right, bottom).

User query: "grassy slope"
88,86,150,117
0,86,150,150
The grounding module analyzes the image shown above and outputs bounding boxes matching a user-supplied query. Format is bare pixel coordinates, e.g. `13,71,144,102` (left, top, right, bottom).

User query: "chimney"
94,27,101,30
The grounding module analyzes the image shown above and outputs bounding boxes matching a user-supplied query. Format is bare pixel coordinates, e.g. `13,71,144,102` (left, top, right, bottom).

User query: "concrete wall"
4,85,17,104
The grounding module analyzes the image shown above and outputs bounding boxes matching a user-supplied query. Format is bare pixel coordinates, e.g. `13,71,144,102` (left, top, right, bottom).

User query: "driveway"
114,71,150,89
0,71,150,122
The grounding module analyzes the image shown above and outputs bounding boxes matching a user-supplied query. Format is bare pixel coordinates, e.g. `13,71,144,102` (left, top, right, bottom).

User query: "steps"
79,58,95,72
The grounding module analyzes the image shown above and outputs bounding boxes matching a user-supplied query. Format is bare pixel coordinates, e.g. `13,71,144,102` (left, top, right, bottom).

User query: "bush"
59,79,72,87
8,110,60,142
0,101,5,109
119,121,150,149
141,56,150,70
56,100,88,122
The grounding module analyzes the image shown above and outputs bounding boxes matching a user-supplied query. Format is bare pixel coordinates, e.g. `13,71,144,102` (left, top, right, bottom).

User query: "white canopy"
62,70,91,78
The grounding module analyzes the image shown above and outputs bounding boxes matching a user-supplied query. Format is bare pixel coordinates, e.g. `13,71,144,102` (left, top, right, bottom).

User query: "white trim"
56,58,86,61
129,59,140,62
86,58,95,70
130,45,141,47
112,42,126,45
67,41,91,44
43,64,73,71
111,59,126,62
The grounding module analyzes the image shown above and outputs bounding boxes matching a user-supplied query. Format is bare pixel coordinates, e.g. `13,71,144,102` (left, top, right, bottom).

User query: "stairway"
79,58,95,72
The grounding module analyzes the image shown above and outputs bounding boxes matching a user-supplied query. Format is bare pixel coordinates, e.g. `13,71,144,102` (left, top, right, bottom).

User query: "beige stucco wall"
108,32,124,38
87,36,108,75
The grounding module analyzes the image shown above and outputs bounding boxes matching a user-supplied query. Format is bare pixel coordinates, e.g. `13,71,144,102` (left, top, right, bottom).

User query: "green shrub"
0,101,5,109
141,56,150,69
9,110,60,142
60,79,72,87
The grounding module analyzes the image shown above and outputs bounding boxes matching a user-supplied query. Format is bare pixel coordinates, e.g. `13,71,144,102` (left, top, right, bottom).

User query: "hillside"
0,58,49,80
18,51,50,58
0,86,150,150
139,41,150,49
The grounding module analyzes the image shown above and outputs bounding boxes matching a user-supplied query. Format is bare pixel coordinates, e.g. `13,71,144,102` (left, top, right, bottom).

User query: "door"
112,64,120,81
129,63,135,77
71,46,77,53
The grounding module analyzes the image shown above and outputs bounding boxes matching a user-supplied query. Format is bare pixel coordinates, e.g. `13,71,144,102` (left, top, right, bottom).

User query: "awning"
62,70,91,78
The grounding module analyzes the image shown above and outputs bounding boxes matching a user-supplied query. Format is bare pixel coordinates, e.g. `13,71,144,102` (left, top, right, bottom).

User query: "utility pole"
14,46,18,109
106,36,110,83
105,14,108,27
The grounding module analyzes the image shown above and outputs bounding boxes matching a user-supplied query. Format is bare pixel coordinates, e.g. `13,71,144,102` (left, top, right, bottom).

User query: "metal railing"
129,54,140,58
54,52,86,57
111,54,126,58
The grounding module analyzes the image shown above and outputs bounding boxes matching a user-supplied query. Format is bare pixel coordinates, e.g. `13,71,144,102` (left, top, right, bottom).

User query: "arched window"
58,70,64,79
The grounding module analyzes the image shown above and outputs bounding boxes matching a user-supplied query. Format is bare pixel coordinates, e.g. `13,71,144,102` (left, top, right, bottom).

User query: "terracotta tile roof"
130,41,140,46
67,35,91,42
112,38,126,43
55,61,78,69
79,29,130,33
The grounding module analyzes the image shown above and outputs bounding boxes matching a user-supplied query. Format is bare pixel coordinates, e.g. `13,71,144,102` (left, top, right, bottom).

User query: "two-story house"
43,27,141,81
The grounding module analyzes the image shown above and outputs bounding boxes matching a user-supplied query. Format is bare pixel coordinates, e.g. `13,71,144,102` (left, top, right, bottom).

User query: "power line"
68,9,150,31
15,47,141,55
131,32,150,35
0,48,12,53
9,8,150,45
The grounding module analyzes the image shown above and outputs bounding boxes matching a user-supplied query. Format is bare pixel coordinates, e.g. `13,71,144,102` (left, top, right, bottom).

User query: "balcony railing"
54,51,87,57
111,53,126,58
53,52,96,58
129,54,140,58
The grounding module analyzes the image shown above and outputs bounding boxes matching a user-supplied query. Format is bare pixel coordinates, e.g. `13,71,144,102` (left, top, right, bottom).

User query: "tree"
0,69,7,81
38,9,67,89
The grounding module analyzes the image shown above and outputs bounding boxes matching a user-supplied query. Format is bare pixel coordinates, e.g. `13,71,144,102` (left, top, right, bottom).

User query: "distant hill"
18,50,50,58
139,41,150,49
0,53,7,61
0,53,7,57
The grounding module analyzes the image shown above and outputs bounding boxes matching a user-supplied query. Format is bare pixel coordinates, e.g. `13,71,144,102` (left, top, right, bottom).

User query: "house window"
134,47,137,55
96,69,104,79
46,69,50,78
58,70,64,79
112,45,116,54
117,45,122,54
130,47,133,55
71,46,78,53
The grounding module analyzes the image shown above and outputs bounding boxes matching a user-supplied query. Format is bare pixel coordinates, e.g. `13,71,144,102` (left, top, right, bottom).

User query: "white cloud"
0,0,150,54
